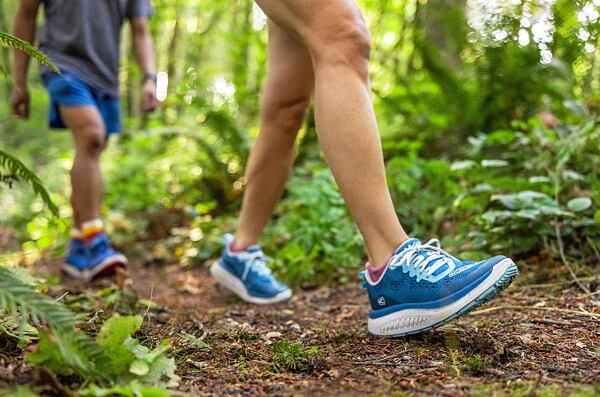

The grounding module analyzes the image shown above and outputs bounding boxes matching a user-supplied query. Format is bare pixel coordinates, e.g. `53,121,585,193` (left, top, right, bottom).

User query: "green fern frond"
0,150,59,217
0,265,110,381
0,32,59,73
0,266,78,330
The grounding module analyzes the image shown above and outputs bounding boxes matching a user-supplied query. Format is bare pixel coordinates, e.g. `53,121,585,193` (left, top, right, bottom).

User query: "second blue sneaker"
64,232,128,281
211,234,292,304
361,238,518,337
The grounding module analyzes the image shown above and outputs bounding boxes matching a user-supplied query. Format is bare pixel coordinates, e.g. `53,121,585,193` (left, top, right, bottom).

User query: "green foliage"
29,312,180,388
96,314,143,377
180,331,211,350
265,166,364,286
80,381,172,397
460,354,486,375
0,265,108,380
0,150,59,217
0,386,40,397
0,31,59,76
271,339,318,373
0,265,178,393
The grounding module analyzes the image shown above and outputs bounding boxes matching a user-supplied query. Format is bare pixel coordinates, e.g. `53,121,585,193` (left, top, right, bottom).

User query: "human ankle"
369,236,410,269
232,234,258,252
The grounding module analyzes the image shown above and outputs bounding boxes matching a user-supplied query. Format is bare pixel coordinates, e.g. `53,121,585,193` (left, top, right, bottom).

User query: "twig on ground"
54,291,69,302
553,168,591,294
554,220,591,294
142,284,155,322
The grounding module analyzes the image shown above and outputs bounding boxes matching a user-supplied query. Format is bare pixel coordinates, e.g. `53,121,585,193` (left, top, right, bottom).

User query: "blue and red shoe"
63,232,127,281
361,238,518,337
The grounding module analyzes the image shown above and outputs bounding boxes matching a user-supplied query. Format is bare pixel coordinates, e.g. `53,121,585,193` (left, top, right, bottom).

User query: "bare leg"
59,106,107,228
255,0,408,266
234,20,314,248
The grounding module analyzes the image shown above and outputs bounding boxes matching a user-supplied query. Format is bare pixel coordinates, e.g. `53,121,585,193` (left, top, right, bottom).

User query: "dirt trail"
24,258,600,396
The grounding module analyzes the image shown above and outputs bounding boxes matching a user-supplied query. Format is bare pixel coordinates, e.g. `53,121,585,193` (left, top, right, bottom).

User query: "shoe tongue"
393,238,421,256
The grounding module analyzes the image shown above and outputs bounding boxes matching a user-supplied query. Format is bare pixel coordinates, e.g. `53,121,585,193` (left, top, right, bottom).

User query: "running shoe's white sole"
210,261,292,305
63,254,128,282
368,258,518,337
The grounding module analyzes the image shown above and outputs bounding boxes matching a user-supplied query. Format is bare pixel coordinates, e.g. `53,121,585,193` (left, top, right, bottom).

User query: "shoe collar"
363,238,421,286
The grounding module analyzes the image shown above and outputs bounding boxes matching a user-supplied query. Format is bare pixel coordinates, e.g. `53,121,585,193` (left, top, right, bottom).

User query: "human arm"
10,0,42,118
131,17,158,113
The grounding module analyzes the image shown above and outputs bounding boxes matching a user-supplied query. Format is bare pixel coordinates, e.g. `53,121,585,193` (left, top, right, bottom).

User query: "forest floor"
3,252,600,396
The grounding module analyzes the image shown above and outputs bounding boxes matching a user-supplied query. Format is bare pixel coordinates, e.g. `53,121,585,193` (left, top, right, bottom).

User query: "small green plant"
0,385,40,397
461,354,486,375
271,339,318,373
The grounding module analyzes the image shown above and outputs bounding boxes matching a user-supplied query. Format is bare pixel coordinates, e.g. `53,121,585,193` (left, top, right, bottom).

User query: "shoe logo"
449,262,478,277
377,296,386,306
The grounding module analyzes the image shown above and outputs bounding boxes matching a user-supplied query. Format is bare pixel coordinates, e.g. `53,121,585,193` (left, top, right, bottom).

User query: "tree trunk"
422,0,467,71
231,0,252,119
161,0,183,121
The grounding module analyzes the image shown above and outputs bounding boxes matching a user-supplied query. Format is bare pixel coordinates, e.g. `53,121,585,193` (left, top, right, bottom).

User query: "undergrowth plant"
0,266,180,395
271,339,318,373
265,165,364,286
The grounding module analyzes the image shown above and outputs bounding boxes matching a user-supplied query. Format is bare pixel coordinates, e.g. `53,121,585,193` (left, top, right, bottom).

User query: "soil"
2,255,600,396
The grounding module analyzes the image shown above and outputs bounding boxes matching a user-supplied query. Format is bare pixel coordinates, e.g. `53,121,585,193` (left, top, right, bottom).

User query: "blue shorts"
41,72,122,135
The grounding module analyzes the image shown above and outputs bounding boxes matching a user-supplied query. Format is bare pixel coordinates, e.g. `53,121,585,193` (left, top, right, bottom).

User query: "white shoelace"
388,239,457,282
240,251,273,281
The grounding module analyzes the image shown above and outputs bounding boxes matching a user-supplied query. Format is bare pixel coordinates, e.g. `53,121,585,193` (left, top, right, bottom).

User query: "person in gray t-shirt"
11,0,158,281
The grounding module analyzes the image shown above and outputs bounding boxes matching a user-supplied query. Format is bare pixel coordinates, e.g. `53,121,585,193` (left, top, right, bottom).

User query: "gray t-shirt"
39,0,153,98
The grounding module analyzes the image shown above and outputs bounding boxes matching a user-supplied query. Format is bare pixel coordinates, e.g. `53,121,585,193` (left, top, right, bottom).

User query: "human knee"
76,125,106,156
261,94,311,133
314,15,372,78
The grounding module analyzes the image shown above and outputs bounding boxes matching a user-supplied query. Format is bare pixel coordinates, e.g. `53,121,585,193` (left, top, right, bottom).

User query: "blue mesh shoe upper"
218,234,290,299
65,232,124,271
360,238,507,319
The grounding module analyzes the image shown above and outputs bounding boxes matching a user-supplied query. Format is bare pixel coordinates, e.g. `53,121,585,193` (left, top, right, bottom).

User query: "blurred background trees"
1,0,599,286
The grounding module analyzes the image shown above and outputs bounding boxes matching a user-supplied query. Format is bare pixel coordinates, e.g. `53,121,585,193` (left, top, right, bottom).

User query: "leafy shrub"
265,165,364,286
453,118,599,258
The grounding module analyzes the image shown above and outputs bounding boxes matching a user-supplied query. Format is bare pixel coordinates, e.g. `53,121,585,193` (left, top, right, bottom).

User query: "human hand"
10,83,30,119
141,79,158,113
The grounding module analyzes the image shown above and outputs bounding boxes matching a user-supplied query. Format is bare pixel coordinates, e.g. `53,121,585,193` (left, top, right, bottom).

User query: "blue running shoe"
361,238,518,337
211,234,292,304
64,232,128,281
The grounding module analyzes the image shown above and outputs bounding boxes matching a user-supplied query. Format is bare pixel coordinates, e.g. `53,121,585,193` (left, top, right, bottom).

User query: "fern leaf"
0,265,110,382
0,150,59,217
0,32,59,73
